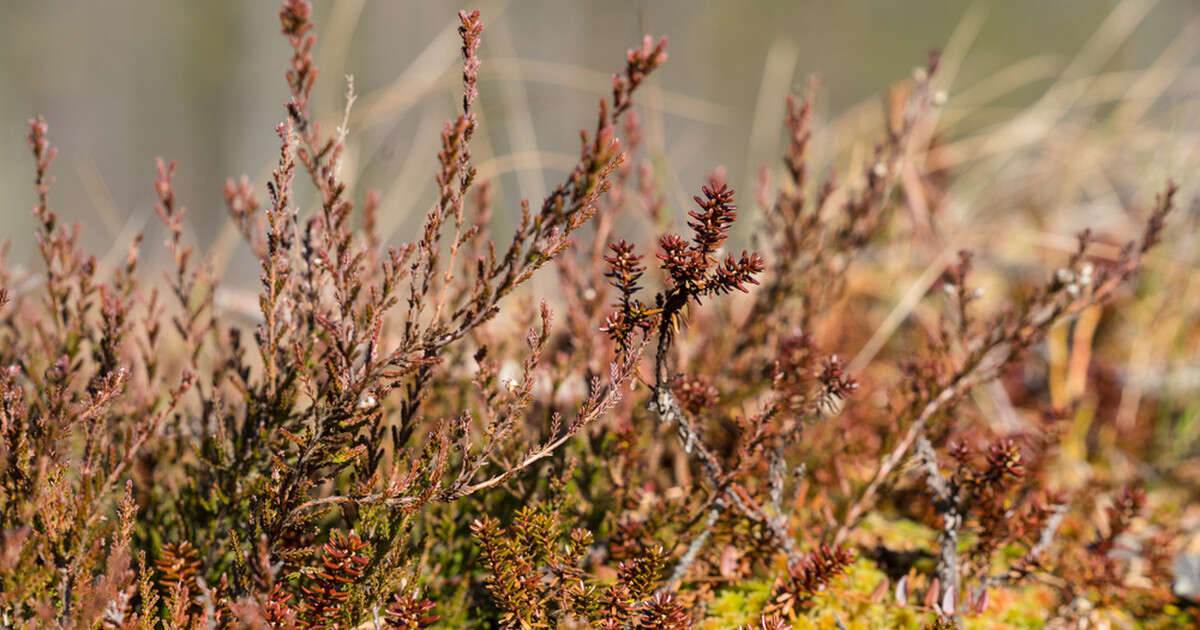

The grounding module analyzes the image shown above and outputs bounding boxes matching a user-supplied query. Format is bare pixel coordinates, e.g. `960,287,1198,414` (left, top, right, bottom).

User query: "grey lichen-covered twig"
915,435,961,618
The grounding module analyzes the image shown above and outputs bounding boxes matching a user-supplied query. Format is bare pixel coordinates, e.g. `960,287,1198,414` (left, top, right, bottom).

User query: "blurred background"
2,0,1199,273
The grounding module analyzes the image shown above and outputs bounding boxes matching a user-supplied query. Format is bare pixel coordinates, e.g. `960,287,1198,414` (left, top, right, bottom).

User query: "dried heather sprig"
637,592,691,629
0,3,1188,627
657,184,765,309
601,240,656,350
836,180,1178,547
1095,485,1145,556
155,541,203,621
688,183,738,259
299,531,372,627
386,591,439,629
770,544,855,614
613,36,668,117
458,10,483,111
605,240,647,305
280,0,317,131
671,374,720,416
710,250,766,295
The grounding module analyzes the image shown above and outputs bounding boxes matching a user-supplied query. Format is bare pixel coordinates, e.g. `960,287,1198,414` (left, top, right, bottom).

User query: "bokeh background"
2,0,1199,272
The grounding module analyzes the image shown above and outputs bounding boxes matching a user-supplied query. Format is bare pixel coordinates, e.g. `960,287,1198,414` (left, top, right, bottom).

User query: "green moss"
695,554,1188,630
703,580,773,629
798,560,924,629
858,514,936,551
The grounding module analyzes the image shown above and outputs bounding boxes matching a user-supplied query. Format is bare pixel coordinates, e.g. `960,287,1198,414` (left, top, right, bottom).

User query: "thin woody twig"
664,506,720,590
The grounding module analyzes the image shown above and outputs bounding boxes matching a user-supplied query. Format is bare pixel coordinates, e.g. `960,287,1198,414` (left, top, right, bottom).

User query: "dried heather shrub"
0,2,1192,629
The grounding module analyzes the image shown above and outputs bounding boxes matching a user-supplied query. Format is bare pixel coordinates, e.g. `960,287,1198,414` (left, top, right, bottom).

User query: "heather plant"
0,2,1194,629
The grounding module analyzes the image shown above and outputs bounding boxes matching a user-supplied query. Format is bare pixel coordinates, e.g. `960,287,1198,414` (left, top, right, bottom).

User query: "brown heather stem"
985,499,1069,587
664,506,720,591
1,4,1187,625
835,183,1176,546
386,24,666,457
834,355,995,547
284,337,641,524
835,286,1074,547
83,370,195,534
642,184,793,566
258,122,297,401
